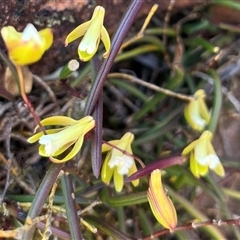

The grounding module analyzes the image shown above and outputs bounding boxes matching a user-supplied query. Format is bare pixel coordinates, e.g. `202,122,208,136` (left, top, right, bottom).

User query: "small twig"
222,86,240,112
173,12,198,66
120,4,159,50
0,152,35,194
162,0,175,67
35,103,58,118
42,170,64,240
0,120,13,205
77,200,102,215
15,65,46,134
108,73,194,101
105,82,139,111
0,214,48,239
33,74,60,111
143,218,240,239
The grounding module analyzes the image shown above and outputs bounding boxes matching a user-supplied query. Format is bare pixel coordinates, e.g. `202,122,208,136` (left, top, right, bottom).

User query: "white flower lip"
108,154,133,175
22,23,42,44
208,154,221,169
194,117,206,129
79,41,95,55
39,134,58,156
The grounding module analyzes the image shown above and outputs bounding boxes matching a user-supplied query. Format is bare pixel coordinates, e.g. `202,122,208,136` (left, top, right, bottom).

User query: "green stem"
116,207,126,233
100,188,147,207
207,69,222,134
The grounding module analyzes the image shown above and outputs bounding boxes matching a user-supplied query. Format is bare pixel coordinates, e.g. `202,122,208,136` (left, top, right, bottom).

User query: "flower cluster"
3,7,226,238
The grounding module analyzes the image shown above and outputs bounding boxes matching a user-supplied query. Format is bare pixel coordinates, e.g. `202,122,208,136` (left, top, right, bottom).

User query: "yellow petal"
194,141,209,165
201,130,213,141
36,116,78,130
8,42,45,65
147,170,177,230
184,89,210,132
184,100,205,131
1,24,53,65
212,161,225,177
50,141,76,157
102,140,119,152
190,151,200,178
101,152,114,184
113,168,124,192
194,131,213,165
109,133,133,161
39,144,49,157
1,26,21,45
128,162,139,187
101,25,111,58
50,135,84,163
65,21,90,46
39,28,54,51
38,115,93,131
28,131,44,143
197,161,209,176
195,90,210,124
182,140,198,155
199,97,210,123
148,190,169,227
27,128,62,143
115,132,134,151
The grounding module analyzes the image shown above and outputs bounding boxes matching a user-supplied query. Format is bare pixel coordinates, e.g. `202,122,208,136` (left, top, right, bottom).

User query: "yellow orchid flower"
65,5,111,62
101,132,139,192
1,23,53,65
147,169,177,230
182,130,225,178
184,89,210,132
27,116,95,163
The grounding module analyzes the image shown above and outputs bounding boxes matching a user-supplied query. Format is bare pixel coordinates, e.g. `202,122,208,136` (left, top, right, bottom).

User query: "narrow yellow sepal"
147,170,177,230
